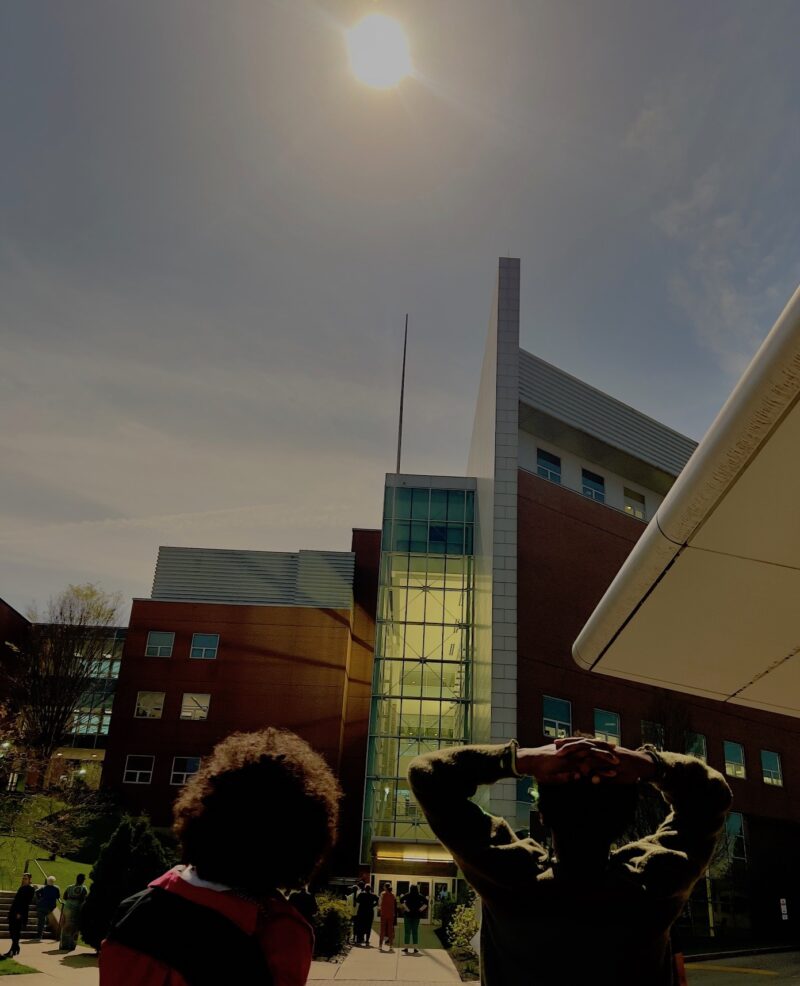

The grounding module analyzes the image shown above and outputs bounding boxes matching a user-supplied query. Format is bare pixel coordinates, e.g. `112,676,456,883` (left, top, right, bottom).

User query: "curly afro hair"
173,728,341,893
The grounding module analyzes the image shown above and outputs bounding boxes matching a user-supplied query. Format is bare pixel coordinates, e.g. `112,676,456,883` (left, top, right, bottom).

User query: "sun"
346,13,412,89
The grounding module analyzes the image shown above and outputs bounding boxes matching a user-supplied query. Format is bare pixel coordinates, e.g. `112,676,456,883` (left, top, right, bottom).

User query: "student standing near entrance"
399,885,427,954
354,885,379,946
378,883,397,952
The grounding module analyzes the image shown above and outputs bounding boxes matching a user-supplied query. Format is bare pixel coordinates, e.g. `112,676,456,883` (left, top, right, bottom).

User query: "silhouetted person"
354,885,378,946
101,728,341,986
288,886,318,926
2,873,34,958
409,736,731,986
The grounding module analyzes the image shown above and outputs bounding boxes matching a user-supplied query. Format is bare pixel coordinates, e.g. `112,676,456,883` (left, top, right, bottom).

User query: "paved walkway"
309,927,462,984
0,932,464,985
0,942,98,982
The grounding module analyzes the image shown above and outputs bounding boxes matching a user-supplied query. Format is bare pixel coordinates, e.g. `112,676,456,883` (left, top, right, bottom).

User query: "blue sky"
2,0,799,614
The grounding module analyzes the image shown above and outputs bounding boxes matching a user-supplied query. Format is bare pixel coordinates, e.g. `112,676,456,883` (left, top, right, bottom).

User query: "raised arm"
408,739,618,898
613,748,733,899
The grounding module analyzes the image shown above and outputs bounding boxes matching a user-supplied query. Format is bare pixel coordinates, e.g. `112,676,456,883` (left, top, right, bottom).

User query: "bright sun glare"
346,13,412,89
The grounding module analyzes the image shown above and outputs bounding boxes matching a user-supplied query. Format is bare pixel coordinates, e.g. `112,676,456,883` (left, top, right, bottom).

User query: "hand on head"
516,737,656,785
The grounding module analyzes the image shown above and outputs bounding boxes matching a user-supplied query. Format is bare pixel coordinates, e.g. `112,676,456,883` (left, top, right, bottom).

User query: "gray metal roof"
151,546,355,608
518,349,697,477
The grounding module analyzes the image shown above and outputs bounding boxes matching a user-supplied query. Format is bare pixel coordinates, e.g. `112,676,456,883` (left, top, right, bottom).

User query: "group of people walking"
2,872,88,958
350,879,428,953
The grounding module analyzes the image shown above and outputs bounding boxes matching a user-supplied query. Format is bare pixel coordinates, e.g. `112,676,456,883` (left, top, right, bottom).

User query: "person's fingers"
556,743,619,766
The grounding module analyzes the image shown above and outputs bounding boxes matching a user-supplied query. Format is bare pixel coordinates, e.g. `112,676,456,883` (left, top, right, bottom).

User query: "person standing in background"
378,883,397,952
59,873,88,951
399,884,427,954
354,884,379,946
2,873,34,959
34,876,61,940
288,886,318,926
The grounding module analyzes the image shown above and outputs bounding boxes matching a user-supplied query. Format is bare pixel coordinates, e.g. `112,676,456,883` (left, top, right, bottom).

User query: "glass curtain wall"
362,485,475,859
65,628,126,749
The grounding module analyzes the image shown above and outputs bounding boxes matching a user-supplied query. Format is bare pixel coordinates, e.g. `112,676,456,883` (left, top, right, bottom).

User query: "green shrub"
80,816,170,950
313,892,352,958
448,904,479,950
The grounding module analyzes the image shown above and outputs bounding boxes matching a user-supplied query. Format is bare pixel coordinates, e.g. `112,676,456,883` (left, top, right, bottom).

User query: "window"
536,449,561,484
582,469,605,503
190,633,219,660
624,488,646,520
724,740,746,779
123,754,154,784
543,696,572,739
641,720,665,749
145,631,174,658
686,732,707,761
761,750,783,786
135,691,165,719
171,756,201,785
180,693,211,721
725,811,747,860
594,709,620,745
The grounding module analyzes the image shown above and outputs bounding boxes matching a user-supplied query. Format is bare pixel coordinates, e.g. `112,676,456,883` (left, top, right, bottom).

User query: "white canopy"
573,286,800,716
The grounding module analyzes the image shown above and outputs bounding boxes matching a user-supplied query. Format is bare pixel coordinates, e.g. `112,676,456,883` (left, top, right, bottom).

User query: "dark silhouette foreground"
409,736,732,986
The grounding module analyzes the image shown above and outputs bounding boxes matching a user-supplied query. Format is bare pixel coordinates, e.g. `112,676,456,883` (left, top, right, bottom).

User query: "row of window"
135,691,210,721
145,632,219,660
542,696,785,787
123,754,200,786
536,448,647,519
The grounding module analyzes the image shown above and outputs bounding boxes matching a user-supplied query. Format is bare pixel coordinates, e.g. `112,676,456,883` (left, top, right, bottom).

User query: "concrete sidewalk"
309,927,463,984
0,941,98,982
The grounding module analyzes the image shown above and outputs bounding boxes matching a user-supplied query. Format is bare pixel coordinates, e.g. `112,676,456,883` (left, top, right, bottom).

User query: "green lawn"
0,959,39,975
0,837,91,891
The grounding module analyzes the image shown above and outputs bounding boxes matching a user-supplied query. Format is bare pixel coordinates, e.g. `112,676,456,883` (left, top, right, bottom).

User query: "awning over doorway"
573,286,800,717
372,839,457,877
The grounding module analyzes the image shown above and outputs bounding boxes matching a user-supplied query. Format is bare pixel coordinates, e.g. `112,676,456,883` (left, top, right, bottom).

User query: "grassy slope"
0,837,91,891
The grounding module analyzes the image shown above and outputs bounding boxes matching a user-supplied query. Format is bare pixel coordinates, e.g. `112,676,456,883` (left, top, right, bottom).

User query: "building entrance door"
373,874,455,925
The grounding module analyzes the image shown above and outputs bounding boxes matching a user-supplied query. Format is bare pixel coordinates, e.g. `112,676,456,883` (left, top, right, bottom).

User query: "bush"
313,892,352,958
448,904,479,950
80,816,170,950
435,884,474,944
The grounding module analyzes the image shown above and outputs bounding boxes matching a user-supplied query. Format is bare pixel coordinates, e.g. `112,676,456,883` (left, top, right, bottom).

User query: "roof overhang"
573,286,800,716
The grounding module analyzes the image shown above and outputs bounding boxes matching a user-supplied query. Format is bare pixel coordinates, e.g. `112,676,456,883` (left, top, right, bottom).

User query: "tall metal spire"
396,315,408,474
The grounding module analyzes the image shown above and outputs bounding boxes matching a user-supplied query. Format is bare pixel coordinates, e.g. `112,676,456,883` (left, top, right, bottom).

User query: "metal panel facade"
518,349,697,477
151,546,355,608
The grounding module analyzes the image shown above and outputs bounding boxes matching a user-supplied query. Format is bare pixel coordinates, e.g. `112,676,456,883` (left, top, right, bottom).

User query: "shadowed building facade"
101,531,379,871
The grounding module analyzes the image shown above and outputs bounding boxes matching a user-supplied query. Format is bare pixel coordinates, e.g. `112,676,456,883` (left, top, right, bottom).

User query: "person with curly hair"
100,728,341,986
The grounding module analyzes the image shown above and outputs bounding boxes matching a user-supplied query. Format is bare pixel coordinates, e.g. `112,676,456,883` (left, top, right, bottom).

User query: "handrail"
27,857,50,883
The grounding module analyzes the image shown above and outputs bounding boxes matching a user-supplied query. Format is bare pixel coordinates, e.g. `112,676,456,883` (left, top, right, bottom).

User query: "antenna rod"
396,315,408,474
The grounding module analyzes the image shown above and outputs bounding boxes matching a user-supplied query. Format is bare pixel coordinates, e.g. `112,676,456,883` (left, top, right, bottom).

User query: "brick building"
101,531,379,871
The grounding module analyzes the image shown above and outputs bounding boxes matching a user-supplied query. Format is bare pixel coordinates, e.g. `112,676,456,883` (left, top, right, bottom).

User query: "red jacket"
99,868,313,986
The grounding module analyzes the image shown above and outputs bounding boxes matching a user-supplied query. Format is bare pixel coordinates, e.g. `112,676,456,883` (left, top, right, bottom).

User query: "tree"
1,584,121,761
81,816,170,951
624,689,731,872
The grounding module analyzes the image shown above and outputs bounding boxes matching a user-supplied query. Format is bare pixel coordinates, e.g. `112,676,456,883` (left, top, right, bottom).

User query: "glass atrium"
361,483,475,860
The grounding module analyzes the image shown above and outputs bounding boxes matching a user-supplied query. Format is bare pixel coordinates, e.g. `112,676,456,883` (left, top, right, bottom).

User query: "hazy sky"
2,0,799,616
